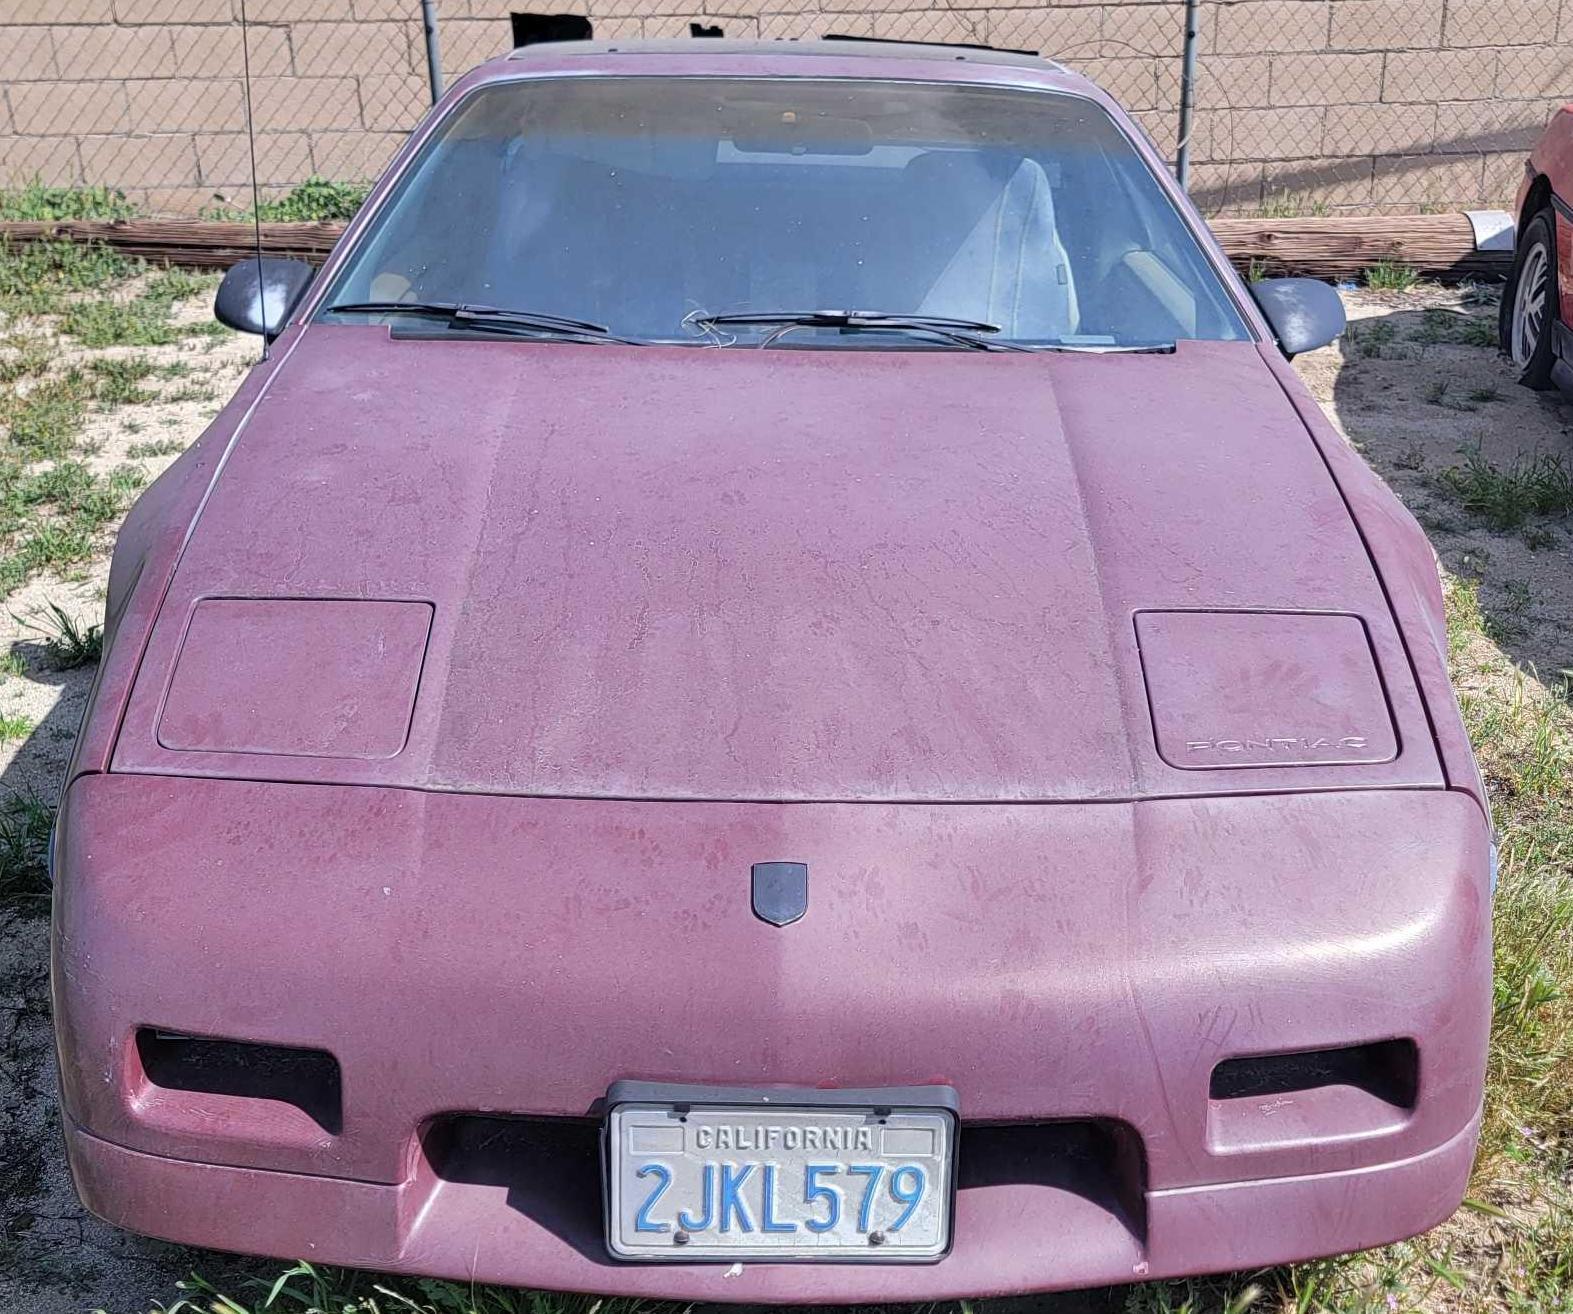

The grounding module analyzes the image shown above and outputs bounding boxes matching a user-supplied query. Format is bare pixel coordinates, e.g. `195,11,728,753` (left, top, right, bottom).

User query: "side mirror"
214,257,315,339
1249,276,1347,358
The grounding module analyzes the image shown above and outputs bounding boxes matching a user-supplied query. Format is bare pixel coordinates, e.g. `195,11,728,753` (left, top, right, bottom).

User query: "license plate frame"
602,1081,959,1263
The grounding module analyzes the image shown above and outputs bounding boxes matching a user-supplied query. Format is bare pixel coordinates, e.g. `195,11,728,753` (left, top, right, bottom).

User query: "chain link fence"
0,0,1566,218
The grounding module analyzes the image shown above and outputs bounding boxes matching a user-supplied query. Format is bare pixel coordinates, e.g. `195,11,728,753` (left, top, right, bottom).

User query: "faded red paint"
55,39,1491,1300
1523,105,1573,322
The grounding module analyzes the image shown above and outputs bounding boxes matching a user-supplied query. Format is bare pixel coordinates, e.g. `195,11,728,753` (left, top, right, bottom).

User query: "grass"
161,1266,685,1314
86,355,157,405
1342,319,1400,360
1253,190,1332,219
60,269,223,349
1437,448,1573,531
0,789,53,903
0,237,135,318
127,436,186,458
13,598,102,668
202,176,370,223
0,179,141,222
1411,309,1498,349
0,238,233,595
1364,260,1422,293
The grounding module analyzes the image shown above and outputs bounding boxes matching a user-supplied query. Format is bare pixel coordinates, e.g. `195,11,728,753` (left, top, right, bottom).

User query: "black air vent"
1210,1039,1419,1108
136,1029,343,1134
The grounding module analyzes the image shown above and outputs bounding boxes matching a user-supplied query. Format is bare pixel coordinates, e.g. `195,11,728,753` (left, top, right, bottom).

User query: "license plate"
605,1101,955,1261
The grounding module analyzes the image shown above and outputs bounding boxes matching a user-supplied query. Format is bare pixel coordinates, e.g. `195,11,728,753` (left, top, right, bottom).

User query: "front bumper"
66,1107,1480,1300
55,774,1490,1299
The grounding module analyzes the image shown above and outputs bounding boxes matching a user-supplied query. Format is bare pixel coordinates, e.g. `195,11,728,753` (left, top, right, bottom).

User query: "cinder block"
1382,49,1497,102
1496,46,1573,98
1323,100,1435,154
1192,55,1271,110
8,81,131,135
1269,51,1382,105
250,76,362,131
52,24,175,79
114,0,233,20
1101,3,1185,57
0,27,56,81
310,128,405,180
1230,105,1326,159
194,128,313,185
127,77,246,132
351,0,422,17
759,12,869,39
358,74,430,132
293,20,416,77
869,10,992,43
79,131,199,186
1066,55,1162,109
170,24,292,77
139,183,227,214
1482,150,1533,203
1445,0,1557,47
681,11,762,36
1371,152,1485,206
1185,160,1265,214
1435,100,1554,153
10,0,114,21
1330,0,1443,49
431,17,512,75
992,9,1101,60
1261,153,1375,205
245,0,330,20
0,134,83,186
1214,1,1329,55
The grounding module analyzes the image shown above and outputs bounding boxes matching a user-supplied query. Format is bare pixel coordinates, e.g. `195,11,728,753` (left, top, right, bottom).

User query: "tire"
1501,208,1559,390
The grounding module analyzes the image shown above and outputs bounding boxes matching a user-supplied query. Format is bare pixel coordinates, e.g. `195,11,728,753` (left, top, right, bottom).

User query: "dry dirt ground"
0,283,1569,1314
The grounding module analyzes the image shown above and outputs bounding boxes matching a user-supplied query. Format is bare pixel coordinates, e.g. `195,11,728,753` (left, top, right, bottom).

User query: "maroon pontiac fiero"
55,37,1492,1300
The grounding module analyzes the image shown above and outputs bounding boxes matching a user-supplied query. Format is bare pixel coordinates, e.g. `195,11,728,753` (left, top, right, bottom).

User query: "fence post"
421,0,443,105
1175,0,1200,188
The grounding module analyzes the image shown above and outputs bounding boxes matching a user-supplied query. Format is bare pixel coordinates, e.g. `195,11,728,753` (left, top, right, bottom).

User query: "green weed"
1253,189,1331,219
86,355,156,406
13,599,102,668
0,790,53,903
1437,448,1573,530
0,180,140,222
0,238,135,317
1364,260,1422,292
127,436,186,458
202,176,370,223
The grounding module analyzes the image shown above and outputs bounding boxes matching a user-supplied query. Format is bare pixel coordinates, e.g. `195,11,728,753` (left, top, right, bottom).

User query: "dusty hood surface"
112,327,1439,801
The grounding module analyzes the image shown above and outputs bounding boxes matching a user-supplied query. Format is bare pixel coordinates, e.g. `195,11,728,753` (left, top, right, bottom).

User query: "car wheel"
1502,208,1559,389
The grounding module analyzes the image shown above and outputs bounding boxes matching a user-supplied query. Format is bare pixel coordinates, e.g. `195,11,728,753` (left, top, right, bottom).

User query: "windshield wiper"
1032,341,1177,354
690,309,1027,352
322,300,636,343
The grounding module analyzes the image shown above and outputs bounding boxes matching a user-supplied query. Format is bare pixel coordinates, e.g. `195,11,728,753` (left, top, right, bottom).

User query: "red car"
56,38,1491,1300
1504,104,1573,390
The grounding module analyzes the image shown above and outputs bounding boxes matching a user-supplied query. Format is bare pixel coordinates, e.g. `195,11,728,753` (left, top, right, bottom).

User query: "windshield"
320,76,1250,349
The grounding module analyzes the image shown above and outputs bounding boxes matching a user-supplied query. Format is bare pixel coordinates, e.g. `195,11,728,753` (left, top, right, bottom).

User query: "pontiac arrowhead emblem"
751,861,808,926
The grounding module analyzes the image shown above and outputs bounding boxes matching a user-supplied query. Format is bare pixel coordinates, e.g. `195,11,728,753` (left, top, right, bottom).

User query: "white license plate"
606,1101,955,1261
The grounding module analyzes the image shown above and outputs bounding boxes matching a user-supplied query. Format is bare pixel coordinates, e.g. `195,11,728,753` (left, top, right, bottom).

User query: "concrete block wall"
0,0,1567,215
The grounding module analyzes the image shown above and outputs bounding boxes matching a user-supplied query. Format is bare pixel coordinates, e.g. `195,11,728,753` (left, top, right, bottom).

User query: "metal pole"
421,0,443,105
1175,0,1200,189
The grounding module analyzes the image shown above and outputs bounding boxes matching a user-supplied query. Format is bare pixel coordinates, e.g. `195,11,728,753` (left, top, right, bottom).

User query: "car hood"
112,326,1440,802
